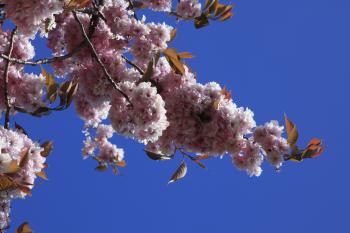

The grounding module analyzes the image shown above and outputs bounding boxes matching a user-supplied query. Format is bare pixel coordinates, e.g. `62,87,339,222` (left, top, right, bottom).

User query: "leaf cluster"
195,0,234,28
284,114,324,162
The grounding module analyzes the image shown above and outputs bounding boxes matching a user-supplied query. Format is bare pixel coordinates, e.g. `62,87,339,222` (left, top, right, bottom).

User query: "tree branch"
127,0,138,20
3,27,17,129
72,11,132,105
121,54,144,75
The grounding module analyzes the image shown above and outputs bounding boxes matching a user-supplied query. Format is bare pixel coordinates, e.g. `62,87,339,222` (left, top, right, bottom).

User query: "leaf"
40,141,53,157
66,82,79,107
95,164,107,172
219,11,234,22
116,160,126,167
284,114,299,147
204,0,215,10
18,185,32,196
41,66,58,104
208,0,218,14
215,4,233,17
288,126,299,147
15,122,28,136
195,154,210,161
307,138,322,148
284,113,294,135
0,175,15,191
19,148,29,168
220,86,231,100
194,13,210,29
36,170,48,180
177,52,194,59
163,48,185,74
66,0,92,10
193,160,206,169
168,161,187,184
302,138,324,159
5,160,19,174
15,222,32,233
170,28,177,42
137,59,154,84
144,150,172,161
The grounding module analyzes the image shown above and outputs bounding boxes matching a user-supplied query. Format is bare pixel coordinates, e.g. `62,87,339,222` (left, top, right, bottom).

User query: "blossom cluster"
1,0,64,38
253,121,290,169
176,0,202,19
83,124,124,166
43,0,290,176
0,0,291,178
0,127,46,229
0,31,45,115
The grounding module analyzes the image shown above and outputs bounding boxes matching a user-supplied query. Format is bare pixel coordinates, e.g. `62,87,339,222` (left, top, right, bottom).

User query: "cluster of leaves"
284,114,324,162
144,149,210,184
0,138,53,196
94,157,127,175
15,67,78,117
194,0,234,28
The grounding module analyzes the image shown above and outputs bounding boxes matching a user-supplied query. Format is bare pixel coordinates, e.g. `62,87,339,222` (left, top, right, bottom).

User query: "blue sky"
10,0,350,232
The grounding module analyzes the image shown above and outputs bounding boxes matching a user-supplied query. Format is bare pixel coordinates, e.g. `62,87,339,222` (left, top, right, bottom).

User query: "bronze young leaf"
15,222,32,233
284,114,299,147
144,150,172,161
168,161,187,184
40,141,54,158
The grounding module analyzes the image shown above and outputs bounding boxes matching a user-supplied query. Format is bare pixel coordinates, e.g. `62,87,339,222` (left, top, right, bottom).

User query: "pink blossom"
176,0,202,19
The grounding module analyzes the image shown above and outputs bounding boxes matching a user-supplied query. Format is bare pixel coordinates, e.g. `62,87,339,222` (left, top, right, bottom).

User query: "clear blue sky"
10,0,350,232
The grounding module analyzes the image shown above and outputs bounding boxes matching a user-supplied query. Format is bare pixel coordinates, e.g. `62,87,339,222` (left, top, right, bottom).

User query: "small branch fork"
3,27,17,129
72,11,132,105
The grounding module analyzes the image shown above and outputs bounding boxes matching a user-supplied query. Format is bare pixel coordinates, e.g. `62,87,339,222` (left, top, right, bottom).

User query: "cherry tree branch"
126,0,138,20
0,42,86,66
121,55,144,75
72,11,132,105
3,27,17,129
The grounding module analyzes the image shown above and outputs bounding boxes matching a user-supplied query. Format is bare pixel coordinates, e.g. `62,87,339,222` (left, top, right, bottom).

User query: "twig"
0,42,86,66
3,27,17,129
72,11,132,105
121,54,144,75
127,0,138,20
0,6,101,67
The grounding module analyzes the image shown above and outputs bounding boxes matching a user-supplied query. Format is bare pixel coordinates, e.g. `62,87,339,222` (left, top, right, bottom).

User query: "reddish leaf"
15,222,32,233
